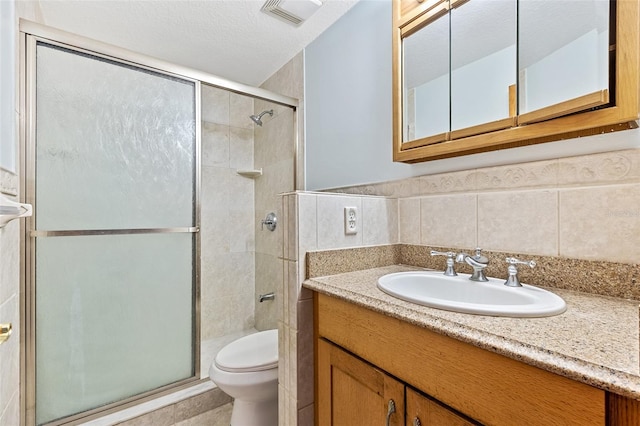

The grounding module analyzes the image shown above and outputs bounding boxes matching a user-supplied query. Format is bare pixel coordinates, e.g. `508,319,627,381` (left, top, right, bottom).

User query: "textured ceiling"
36,0,360,86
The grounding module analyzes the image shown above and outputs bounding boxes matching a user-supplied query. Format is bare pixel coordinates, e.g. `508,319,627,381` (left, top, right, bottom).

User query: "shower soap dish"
0,194,32,228
237,168,263,178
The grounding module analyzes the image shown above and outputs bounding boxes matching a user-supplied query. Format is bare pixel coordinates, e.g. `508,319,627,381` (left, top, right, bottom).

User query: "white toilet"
209,329,279,426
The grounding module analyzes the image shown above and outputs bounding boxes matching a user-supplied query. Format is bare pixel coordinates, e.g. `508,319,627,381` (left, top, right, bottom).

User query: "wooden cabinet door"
317,339,405,426
406,388,477,426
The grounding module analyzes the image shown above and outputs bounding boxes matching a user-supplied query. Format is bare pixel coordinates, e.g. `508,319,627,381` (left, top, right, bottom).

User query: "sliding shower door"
26,40,199,425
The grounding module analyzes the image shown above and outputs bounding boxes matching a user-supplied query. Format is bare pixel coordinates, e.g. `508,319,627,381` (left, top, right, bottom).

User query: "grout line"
556,190,561,257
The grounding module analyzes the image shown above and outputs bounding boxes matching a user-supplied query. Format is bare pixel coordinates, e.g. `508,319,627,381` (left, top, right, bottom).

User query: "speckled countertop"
303,264,640,400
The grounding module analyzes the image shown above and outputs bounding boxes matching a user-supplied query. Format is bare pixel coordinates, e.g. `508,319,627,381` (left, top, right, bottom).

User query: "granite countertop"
303,264,640,400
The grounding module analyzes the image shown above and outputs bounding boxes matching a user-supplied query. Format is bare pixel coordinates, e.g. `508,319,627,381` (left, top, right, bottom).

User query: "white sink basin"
377,271,566,317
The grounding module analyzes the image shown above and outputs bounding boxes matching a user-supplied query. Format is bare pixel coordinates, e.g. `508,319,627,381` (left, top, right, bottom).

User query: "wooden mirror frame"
392,0,640,163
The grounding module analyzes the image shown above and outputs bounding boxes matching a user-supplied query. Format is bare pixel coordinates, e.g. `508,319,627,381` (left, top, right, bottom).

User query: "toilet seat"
215,329,278,373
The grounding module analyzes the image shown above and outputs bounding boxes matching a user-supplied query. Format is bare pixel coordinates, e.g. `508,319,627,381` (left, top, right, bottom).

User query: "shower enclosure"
25,39,200,425
21,21,297,425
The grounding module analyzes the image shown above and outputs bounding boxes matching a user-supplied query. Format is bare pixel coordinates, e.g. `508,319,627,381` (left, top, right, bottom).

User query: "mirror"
518,0,610,116
402,0,517,144
394,0,630,163
403,12,449,144
450,0,516,133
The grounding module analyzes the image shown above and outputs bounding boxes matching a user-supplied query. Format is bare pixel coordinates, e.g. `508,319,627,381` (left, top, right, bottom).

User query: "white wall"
303,0,639,191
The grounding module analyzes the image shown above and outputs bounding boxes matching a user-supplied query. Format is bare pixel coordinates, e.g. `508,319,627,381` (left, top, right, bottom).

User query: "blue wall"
304,0,639,190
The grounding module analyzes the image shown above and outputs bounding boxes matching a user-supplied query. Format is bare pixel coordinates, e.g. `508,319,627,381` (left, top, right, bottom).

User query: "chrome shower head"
249,109,274,126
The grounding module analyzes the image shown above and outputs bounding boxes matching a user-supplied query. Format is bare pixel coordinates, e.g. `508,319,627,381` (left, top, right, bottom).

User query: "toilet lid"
215,329,278,373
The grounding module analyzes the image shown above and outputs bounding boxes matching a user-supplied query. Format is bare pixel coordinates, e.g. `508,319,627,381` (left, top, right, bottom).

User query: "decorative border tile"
326,148,640,197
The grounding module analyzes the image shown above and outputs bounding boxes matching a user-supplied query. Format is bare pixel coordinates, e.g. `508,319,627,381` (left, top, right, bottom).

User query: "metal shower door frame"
20,29,204,426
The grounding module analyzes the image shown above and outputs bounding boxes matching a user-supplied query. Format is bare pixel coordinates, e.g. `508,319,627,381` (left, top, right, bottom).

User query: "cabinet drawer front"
316,293,605,426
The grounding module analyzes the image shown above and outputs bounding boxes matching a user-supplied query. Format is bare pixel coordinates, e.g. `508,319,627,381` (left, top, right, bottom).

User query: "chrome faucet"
455,248,489,282
430,250,458,276
504,257,536,287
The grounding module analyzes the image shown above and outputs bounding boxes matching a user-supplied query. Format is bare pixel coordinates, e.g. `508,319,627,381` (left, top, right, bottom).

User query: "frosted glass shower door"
30,42,198,425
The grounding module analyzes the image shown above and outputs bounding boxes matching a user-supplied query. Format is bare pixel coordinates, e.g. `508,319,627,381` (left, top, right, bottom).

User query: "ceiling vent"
261,0,323,26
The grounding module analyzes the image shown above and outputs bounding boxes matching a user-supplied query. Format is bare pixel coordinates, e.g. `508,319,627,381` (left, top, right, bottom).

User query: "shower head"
249,109,274,126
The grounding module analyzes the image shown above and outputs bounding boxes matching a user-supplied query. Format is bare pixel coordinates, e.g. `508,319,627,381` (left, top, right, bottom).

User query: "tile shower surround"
0,168,20,426
280,147,640,426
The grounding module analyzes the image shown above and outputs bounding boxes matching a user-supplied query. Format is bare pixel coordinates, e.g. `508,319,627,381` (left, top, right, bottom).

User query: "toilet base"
230,397,278,426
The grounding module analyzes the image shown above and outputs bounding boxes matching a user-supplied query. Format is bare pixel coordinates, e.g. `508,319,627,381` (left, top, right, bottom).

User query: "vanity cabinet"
317,339,404,426
314,292,640,425
406,388,476,426
392,0,640,163
318,338,476,426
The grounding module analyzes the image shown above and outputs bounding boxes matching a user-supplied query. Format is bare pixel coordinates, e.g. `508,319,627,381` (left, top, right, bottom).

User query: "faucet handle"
472,247,489,264
430,250,457,276
504,257,536,287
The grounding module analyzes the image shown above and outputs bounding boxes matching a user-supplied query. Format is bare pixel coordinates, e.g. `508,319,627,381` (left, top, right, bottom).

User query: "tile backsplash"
331,148,640,265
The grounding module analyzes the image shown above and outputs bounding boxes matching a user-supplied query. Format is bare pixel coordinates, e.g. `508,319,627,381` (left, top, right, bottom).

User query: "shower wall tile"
0,219,19,305
288,260,303,326
279,322,290,403
200,80,256,347
254,159,294,211
229,93,254,130
228,174,255,253
201,252,255,340
201,122,229,167
478,190,558,256
0,295,19,419
559,184,640,263
254,110,295,168
296,300,314,407
0,172,20,425
255,253,281,331
316,194,363,249
298,403,314,426
255,160,293,257
278,384,288,426
260,52,304,425
0,391,19,426
228,207,255,253
420,194,477,249
362,197,398,246
201,167,231,253
229,127,254,169
204,252,254,299
298,193,318,268
282,194,297,261
399,198,421,244
201,85,230,125
288,327,298,400
280,260,289,328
